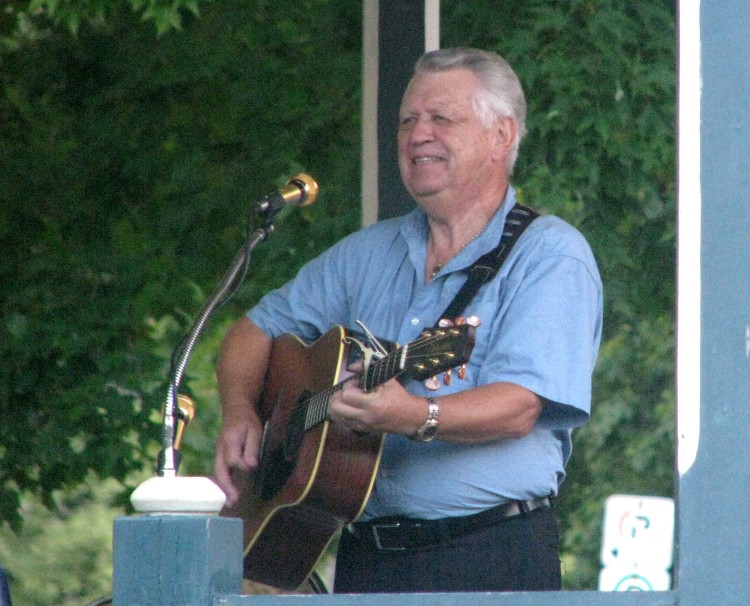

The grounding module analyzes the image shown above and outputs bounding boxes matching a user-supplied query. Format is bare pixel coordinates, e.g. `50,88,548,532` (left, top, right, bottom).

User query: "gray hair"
414,47,527,172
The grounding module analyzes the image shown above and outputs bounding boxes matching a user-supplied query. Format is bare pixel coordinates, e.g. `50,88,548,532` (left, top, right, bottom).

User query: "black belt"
347,496,552,552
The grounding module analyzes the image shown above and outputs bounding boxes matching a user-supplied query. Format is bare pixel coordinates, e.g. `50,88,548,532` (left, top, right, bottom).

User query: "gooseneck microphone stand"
157,218,275,478
157,173,318,478
154,171,318,478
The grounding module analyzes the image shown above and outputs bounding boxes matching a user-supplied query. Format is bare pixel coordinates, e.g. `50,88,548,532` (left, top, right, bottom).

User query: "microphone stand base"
130,476,226,515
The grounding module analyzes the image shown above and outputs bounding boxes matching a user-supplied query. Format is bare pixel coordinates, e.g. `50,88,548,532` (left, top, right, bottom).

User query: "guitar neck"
303,345,408,431
304,387,337,431
302,324,474,432
361,345,408,392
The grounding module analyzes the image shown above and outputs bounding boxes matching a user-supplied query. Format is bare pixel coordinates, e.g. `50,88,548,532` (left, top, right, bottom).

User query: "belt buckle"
370,521,406,551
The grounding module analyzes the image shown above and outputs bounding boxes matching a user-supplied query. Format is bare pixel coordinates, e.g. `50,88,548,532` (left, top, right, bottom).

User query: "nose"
401,115,434,145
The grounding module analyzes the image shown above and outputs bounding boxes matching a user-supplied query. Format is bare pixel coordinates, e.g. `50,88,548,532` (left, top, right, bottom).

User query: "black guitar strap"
437,203,539,324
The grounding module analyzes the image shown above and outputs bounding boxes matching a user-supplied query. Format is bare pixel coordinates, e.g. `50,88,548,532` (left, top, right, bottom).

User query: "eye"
400,115,416,127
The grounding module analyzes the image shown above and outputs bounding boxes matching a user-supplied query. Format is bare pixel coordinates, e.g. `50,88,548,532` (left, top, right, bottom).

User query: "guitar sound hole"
284,391,309,461
256,391,310,500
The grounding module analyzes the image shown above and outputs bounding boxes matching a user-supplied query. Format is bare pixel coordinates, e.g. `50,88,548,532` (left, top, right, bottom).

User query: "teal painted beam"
213,591,677,605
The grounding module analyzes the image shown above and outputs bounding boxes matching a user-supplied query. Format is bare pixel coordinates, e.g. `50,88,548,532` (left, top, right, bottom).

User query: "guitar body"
221,326,385,591
220,321,475,591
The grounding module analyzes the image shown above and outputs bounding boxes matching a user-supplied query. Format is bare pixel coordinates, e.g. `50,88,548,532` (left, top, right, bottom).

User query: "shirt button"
411,317,420,326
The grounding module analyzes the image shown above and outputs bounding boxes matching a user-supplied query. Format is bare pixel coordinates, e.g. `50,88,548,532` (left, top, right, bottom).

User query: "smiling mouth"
413,156,444,165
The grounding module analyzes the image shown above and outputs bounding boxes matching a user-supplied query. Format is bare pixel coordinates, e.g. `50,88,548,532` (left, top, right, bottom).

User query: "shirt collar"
399,185,519,276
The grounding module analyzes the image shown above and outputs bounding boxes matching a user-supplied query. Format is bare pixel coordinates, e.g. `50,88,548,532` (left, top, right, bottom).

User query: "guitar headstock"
404,319,477,383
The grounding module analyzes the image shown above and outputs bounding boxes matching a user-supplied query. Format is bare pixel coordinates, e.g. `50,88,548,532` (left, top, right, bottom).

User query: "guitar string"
269,329,465,430
302,331,468,431
305,337,426,429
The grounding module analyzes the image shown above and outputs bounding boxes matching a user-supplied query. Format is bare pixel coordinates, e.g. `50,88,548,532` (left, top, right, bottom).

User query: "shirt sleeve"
471,217,603,430
247,238,352,342
247,218,408,342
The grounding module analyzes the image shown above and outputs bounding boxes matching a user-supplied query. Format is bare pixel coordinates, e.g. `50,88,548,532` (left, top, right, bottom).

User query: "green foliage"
442,0,676,589
0,0,361,529
1,0,202,44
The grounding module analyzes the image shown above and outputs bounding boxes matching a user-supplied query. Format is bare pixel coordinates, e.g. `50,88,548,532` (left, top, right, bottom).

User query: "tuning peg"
465,315,481,327
443,368,452,385
424,376,441,391
458,364,467,380
438,318,454,327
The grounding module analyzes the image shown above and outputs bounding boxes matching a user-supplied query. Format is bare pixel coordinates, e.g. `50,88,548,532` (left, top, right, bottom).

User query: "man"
213,47,602,593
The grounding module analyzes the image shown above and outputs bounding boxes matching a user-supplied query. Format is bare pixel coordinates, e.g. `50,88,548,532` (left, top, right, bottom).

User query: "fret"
304,386,336,430
362,348,401,392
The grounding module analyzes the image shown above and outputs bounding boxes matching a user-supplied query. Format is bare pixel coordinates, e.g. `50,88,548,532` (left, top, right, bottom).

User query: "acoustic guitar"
220,322,476,590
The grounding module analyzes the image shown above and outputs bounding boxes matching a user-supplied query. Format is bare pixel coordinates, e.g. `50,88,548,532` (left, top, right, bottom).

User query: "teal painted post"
112,515,243,606
676,0,750,602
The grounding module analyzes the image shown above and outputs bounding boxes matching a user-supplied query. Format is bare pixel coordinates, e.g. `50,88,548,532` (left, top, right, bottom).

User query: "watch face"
420,422,439,441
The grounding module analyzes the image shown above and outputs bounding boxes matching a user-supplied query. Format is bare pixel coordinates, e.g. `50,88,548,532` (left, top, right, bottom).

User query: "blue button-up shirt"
248,186,602,519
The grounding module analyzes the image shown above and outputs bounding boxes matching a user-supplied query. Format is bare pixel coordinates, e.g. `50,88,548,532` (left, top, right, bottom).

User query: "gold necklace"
429,231,482,279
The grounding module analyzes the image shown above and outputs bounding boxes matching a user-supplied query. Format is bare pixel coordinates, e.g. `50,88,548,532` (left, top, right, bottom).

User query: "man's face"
397,68,504,205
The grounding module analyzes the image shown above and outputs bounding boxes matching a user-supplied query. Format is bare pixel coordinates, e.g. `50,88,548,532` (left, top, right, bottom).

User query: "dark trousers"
333,506,561,593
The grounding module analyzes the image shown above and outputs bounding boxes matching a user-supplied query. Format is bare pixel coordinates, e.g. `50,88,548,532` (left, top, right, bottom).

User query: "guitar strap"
437,203,539,325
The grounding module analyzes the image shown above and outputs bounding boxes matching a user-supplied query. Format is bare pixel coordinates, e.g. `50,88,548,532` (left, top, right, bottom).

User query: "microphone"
252,173,319,214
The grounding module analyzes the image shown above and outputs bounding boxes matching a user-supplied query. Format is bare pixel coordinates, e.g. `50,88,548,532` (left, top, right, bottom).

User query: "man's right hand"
213,416,263,507
212,316,273,507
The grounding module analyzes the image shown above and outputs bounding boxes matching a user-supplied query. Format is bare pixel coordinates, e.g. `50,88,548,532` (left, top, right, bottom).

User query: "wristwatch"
413,396,440,442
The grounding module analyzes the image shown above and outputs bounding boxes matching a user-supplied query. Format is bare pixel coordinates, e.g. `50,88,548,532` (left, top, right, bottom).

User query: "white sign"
599,494,675,591
600,494,675,568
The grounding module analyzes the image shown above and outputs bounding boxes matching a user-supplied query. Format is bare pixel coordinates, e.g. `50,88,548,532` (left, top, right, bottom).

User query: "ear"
490,117,517,162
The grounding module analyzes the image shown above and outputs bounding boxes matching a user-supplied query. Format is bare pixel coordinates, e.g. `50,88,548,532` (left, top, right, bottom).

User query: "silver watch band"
413,396,439,441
